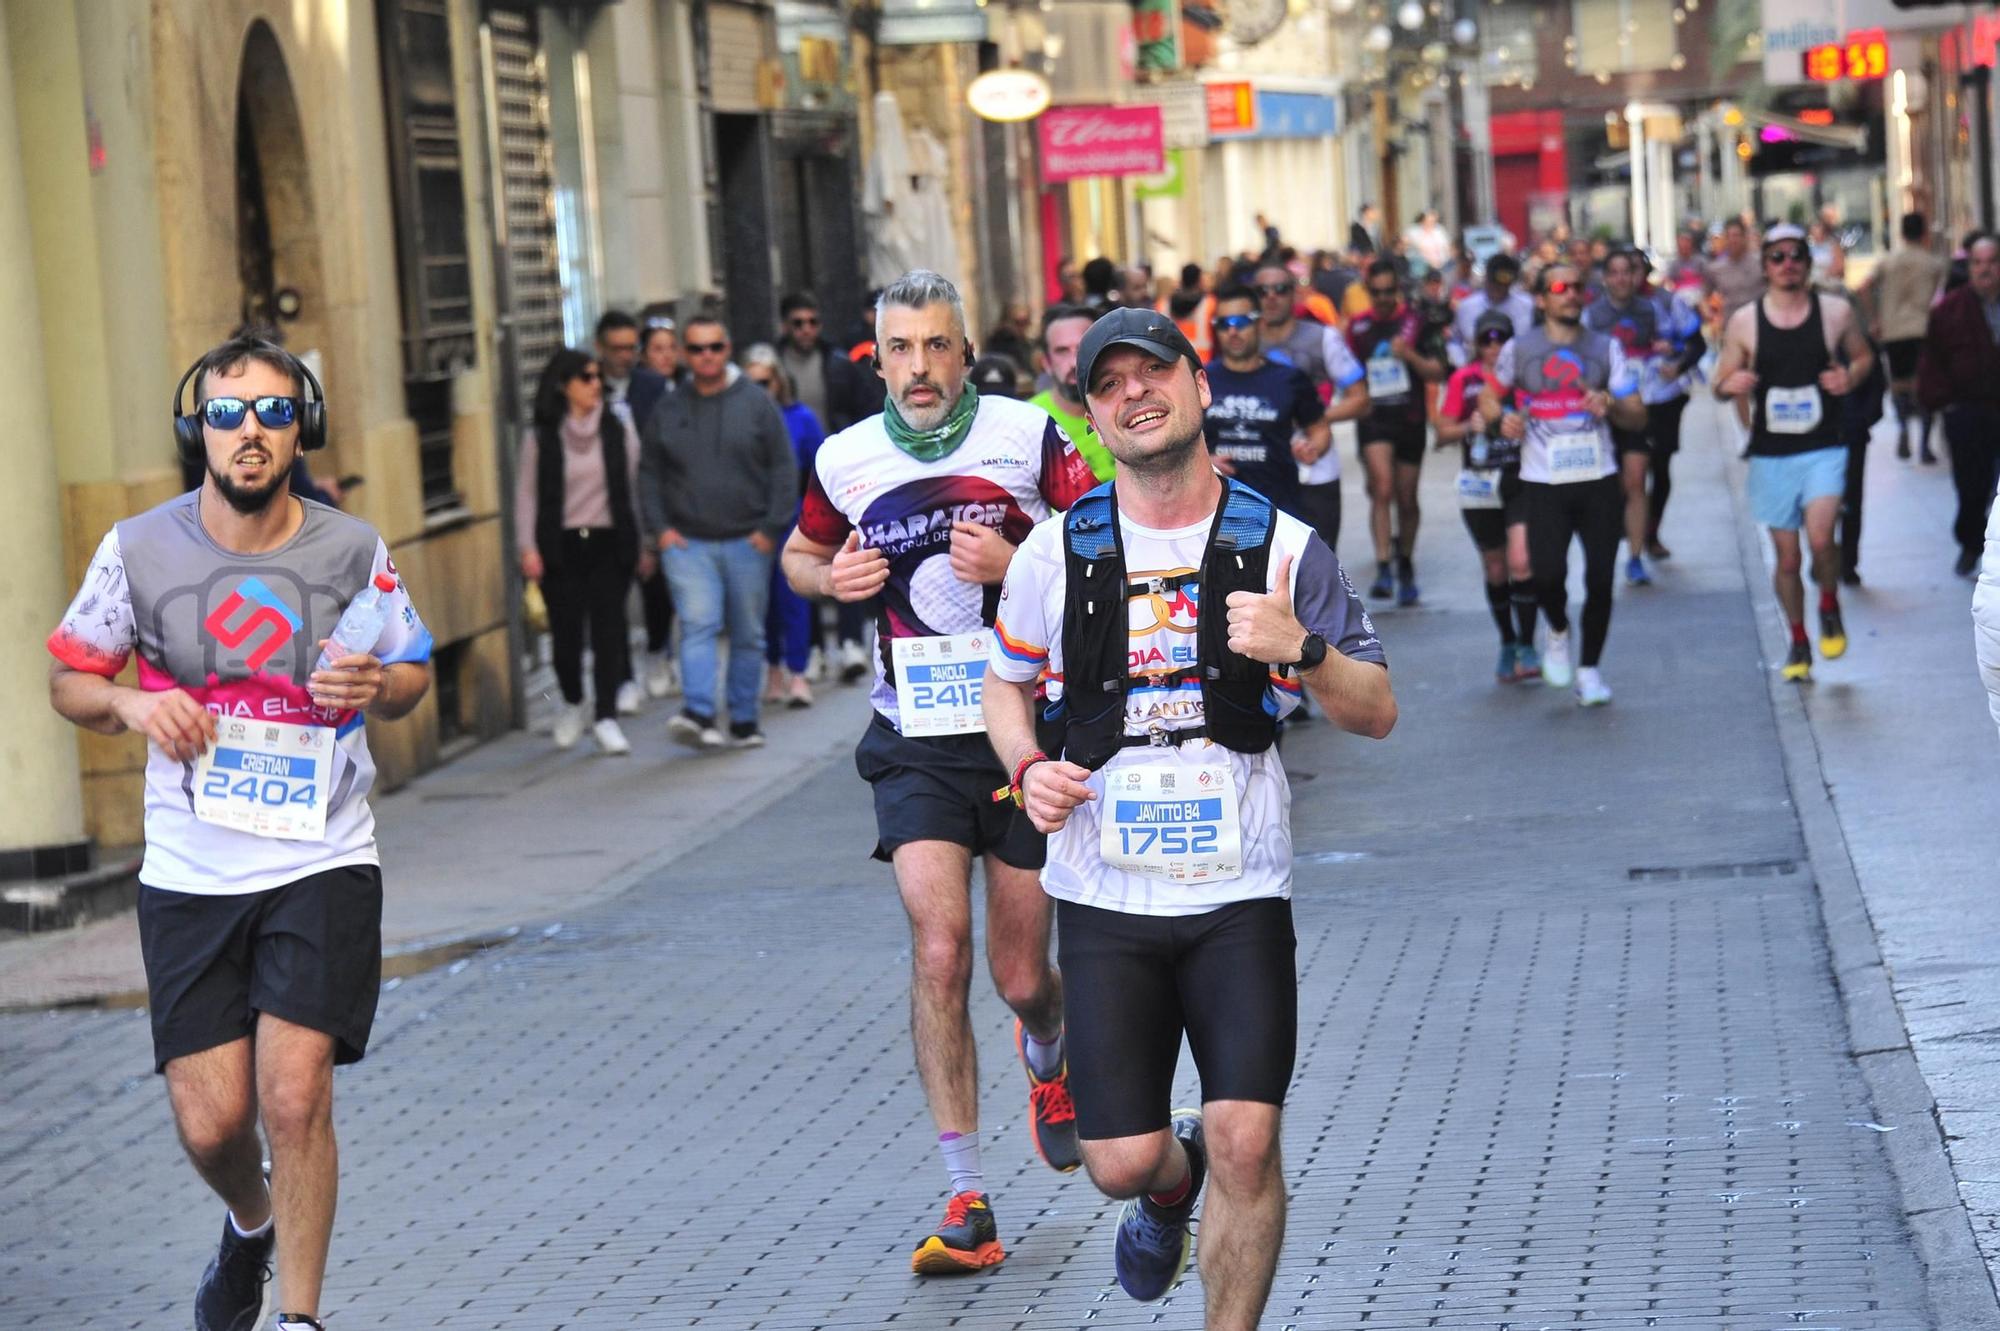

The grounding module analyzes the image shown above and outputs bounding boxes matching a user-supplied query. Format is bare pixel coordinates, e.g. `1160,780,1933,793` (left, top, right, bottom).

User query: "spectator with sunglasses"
1714,224,1874,683
639,316,799,749
778,291,872,436
517,348,649,754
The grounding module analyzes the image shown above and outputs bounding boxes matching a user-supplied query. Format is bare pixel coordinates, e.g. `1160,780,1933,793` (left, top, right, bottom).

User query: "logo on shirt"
203,576,303,673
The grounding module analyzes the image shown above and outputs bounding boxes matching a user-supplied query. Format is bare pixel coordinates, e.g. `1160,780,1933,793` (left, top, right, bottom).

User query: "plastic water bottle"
314,573,398,672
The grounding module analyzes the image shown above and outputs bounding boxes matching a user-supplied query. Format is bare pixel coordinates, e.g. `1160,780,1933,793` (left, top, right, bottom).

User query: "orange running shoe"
910,1191,1004,1274
1016,1019,1081,1172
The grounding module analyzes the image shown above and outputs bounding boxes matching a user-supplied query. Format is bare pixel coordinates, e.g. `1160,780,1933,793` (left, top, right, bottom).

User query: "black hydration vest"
1039,478,1281,771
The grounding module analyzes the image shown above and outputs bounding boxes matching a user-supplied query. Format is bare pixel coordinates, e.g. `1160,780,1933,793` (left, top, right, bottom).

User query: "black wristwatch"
1296,632,1329,674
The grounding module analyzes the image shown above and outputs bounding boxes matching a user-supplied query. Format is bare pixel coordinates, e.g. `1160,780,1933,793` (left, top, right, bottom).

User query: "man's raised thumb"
1272,553,1295,603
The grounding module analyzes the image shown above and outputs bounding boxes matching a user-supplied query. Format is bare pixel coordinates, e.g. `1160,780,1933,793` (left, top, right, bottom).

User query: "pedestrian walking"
742,343,825,708
1714,223,1874,680
982,305,1395,1330
46,332,433,1331
518,347,648,753
1708,217,1765,325
1918,234,2000,578
778,291,876,682
629,316,685,699
1869,213,1946,464
638,315,798,748
1479,262,1648,705
780,269,1098,1273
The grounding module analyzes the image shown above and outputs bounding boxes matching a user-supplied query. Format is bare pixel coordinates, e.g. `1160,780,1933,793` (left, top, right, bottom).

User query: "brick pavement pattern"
0,430,1937,1329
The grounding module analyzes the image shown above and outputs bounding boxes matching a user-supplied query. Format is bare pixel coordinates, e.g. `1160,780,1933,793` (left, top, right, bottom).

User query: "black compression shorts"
854,711,1046,869
137,864,383,1073
1057,896,1297,1139
1360,418,1428,467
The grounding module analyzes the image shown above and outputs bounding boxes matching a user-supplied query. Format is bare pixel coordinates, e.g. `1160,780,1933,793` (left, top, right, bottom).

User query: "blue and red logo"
204,577,302,672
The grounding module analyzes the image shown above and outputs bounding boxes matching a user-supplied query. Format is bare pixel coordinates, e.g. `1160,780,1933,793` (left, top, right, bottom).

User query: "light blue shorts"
1748,447,1847,531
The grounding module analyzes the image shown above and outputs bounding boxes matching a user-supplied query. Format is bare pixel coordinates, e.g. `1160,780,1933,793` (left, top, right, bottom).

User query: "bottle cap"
373,573,397,592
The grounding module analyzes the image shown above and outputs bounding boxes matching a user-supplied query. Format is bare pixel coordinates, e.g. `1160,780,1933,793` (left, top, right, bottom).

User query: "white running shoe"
1574,666,1612,707
552,702,587,749
787,673,814,709
593,718,632,754
1542,629,1575,689
644,654,680,698
615,680,643,716
804,646,827,683
667,712,726,750
838,639,869,684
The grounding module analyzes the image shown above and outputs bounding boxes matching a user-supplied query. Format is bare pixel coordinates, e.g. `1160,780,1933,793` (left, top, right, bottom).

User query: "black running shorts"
853,712,1046,869
1057,896,1298,1139
1461,467,1525,549
136,864,383,1073
1884,338,1922,381
1360,418,1428,467
1613,425,1651,457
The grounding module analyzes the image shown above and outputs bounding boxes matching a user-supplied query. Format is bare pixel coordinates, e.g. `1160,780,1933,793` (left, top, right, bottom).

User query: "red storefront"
1489,109,1569,244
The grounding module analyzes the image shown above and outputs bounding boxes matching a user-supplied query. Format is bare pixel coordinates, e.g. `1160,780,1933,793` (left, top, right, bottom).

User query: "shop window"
1571,0,1676,75
1481,7,1539,87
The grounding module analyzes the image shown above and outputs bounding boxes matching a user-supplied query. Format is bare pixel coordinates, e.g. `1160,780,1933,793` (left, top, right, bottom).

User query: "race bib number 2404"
192,717,333,841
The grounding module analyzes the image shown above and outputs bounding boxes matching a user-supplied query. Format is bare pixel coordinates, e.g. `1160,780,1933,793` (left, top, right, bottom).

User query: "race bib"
892,632,989,736
1099,762,1244,884
1545,428,1607,484
1765,384,1823,435
1456,467,1504,510
192,717,333,841
1367,355,1412,400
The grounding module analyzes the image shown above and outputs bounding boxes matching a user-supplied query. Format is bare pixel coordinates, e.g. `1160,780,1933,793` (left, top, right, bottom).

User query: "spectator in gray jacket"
638,315,798,749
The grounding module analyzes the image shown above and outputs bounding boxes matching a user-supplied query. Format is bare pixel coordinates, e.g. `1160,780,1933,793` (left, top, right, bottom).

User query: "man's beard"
1056,373,1081,404
207,455,287,514
896,378,961,430
1551,309,1581,328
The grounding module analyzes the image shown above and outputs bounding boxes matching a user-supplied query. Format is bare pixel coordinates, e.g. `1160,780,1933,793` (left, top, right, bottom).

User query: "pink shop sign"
1037,104,1164,183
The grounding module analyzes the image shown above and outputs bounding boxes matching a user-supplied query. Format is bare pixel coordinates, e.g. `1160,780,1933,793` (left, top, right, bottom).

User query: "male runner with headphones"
47,333,432,1331
782,270,1098,1274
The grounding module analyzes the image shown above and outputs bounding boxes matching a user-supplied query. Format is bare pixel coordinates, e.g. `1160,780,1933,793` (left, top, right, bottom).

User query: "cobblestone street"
0,417,1959,1329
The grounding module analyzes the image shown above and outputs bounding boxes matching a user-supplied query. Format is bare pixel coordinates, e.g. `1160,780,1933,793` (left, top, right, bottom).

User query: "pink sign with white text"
1037,104,1165,183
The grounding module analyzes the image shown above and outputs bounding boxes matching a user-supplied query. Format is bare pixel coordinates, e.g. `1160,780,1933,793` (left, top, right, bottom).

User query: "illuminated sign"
1803,28,1887,82
966,70,1051,123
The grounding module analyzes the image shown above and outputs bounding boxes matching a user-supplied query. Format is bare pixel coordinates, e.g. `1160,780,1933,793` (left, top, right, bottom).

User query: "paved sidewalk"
0,421,1961,1328
1720,398,2000,1284
0,677,879,1008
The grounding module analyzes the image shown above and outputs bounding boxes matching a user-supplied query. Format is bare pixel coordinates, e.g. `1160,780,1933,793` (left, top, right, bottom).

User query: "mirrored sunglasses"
1213,314,1258,330
200,396,299,431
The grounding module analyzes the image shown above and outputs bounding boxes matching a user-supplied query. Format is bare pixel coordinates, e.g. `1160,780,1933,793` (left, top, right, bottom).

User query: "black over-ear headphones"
870,342,979,372
172,341,327,467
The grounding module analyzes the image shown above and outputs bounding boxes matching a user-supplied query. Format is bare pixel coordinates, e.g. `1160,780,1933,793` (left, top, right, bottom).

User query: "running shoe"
1819,604,1847,660
1626,555,1651,586
1645,539,1672,560
1781,639,1812,682
1896,433,1911,461
1396,570,1420,607
274,1318,325,1330
727,721,767,749
195,1215,273,1331
615,680,643,716
1495,643,1518,682
787,673,814,709
1574,667,1613,707
1113,1109,1206,1302
1015,1019,1080,1173
1957,548,1981,578
1541,630,1574,689
644,654,680,699
1512,645,1543,682
592,718,632,756
1368,562,1394,599
1921,443,1939,465
911,1191,1005,1274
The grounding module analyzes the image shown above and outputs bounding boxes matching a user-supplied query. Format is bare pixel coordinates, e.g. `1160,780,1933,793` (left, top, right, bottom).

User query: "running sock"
1790,621,1809,646
1509,579,1539,643
229,1209,273,1241
1819,590,1839,614
1023,1027,1064,1079
938,1131,984,1197
1485,582,1516,643
1147,1144,1193,1209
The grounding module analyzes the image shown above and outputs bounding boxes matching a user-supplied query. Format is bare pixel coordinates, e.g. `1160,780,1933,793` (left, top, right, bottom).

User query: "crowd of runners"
44,197,1997,1329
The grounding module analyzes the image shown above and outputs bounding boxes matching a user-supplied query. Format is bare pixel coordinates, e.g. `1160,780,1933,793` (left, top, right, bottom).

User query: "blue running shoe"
1495,643,1517,681
1114,1109,1205,1302
1512,644,1543,682
1367,562,1394,599
1626,555,1651,586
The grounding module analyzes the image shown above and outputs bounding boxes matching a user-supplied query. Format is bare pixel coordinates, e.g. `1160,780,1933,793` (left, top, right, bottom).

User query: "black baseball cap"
1473,310,1515,342
1075,306,1202,397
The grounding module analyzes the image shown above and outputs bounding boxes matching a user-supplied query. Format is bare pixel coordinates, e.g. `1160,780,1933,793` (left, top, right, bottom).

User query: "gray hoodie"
638,371,797,543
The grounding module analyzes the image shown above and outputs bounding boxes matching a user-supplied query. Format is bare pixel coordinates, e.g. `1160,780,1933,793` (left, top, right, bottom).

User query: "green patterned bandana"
883,383,980,462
